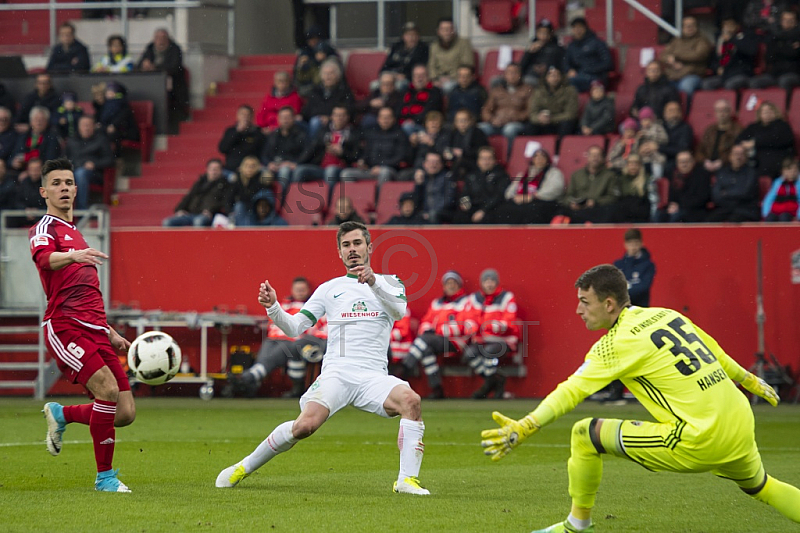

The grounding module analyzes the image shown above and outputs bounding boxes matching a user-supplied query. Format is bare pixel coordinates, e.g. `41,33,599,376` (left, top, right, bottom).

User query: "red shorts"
43,318,130,392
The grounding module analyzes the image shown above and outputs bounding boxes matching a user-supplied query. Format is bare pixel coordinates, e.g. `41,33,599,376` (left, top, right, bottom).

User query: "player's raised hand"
350,265,376,286
481,411,540,461
71,248,109,265
740,372,780,407
258,280,278,308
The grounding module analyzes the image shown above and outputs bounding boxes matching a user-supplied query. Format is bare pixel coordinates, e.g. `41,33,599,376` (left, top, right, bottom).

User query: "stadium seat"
507,135,557,177
655,177,669,210
345,51,388,100
374,181,415,224
557,135,606,179
488,135,509,166
123,100,155,162
584,0,659,46
687,90,736,141
89,166,116,206
480,47,524,86
759,175,772,202
281,181,329,225
612,91,634,126
478,0,519,34
325,180,377,223
528,0,565,28
738,88,788,126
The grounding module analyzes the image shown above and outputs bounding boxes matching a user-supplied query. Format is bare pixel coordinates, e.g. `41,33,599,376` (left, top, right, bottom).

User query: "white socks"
397,418,425,482
242,420,298,473
567,514,592,531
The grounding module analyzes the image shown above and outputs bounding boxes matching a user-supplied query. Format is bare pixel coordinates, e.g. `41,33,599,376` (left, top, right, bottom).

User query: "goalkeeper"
481,264,800,533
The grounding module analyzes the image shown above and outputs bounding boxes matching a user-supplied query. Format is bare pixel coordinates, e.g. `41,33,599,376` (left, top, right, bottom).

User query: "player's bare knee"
87,368,120,401
292,418,320,439
399,388,421,419
115,408,136,427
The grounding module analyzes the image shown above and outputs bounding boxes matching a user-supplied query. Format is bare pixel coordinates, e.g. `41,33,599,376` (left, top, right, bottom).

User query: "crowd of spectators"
0,24,190,217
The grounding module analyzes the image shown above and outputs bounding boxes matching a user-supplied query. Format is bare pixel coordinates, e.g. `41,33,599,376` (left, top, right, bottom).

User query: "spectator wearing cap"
381,22,430,88
428,17,476,94
294,25,340,98
453,146,510,224
52,92,83,139
563,17,613,92
660,16,713,97
580,80,615,135
67,115,115,210
630,60,680,120
609,117,643,169
702,18,758,91
398,65,444,136
460,269,520,399
218,104,266,172
401,270,470,399
255,71,305,132
479,63,533,151
47,22,90,73
519,18,566,86
498,147,565,224
528,66,579,136
446,65,487,122
386,191,428,225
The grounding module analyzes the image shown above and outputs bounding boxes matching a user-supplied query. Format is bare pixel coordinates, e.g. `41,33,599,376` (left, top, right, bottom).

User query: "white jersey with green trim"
267,272,407,373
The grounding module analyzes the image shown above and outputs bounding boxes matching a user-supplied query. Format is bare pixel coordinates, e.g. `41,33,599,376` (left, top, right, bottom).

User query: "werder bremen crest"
352,301,368,312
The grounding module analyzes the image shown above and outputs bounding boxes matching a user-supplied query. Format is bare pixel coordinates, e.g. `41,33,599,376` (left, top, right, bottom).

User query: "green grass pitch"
1,397,799,532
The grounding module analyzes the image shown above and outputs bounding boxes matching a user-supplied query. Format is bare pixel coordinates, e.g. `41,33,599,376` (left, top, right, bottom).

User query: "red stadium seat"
557,135,606,179
528,0,565,28
687,90,736,141
374,181,415,224
488,135,509,166
507,135,557,177
122,100,155,162
613,91,635,126
480,47,524,86
759,175,773,202
281,181,329,225
345,51,388,100
325,180,377,223
478,0,518,34
584,0,659,46
89,166,116,206
738,88,788,126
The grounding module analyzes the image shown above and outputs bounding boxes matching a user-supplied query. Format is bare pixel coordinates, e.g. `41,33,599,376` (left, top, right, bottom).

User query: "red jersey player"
31,158,134,493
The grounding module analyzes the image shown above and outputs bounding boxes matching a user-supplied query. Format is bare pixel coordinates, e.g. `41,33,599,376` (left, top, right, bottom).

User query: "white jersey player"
216,221,429,495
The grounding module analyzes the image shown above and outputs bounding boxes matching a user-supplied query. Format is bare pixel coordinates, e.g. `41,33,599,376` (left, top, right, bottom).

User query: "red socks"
62,403,93,425
90,400,117,473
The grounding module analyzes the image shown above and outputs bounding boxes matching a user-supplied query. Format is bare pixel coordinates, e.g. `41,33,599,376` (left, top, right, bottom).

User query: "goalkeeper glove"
480,411,540,462
740,372,780,407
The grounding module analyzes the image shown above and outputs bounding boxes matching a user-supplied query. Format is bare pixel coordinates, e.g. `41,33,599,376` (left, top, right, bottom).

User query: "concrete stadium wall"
100,225,800,398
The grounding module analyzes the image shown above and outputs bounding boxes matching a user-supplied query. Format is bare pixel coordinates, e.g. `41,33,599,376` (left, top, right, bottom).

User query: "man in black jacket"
67,116,115,209
11,106,62,171
0,107,17,165
218,105,265,172
16,74,60,130
562,18,613,92
138,29,189,123
261,107,307,189
386,191,428,225
294,105,362,186
630,61,680,120
163,159,233,227
660,101,694,178
519,18,565,86
340,107,409,183
46,22,90,73
381,22,429,87
707,144,760,222
750,9,800,90
657,150,710,222
452,146,509,224
302,59,354,139
702,18,758,91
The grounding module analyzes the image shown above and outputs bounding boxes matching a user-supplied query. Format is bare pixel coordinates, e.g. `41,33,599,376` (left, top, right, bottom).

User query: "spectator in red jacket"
256,71,304,132
460,269,520,399
401,271,470,399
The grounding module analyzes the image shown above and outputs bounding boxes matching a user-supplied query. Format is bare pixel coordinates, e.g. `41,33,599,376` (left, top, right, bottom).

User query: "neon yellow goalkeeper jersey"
538,306,756,458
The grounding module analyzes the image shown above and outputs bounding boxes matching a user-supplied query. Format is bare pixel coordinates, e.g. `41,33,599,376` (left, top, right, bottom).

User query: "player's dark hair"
624,228,642,241
575,264,630,306
337,221,370,247
42,158,74,184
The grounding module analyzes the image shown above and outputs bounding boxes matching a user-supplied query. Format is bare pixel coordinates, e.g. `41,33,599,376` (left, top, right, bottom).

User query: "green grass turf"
1,397,799,533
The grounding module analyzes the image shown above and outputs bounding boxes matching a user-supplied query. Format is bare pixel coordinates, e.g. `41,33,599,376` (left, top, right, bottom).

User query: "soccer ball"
127,331,182,386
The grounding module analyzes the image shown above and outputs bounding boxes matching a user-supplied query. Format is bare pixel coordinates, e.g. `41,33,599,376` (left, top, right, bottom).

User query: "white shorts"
299,368,409,418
